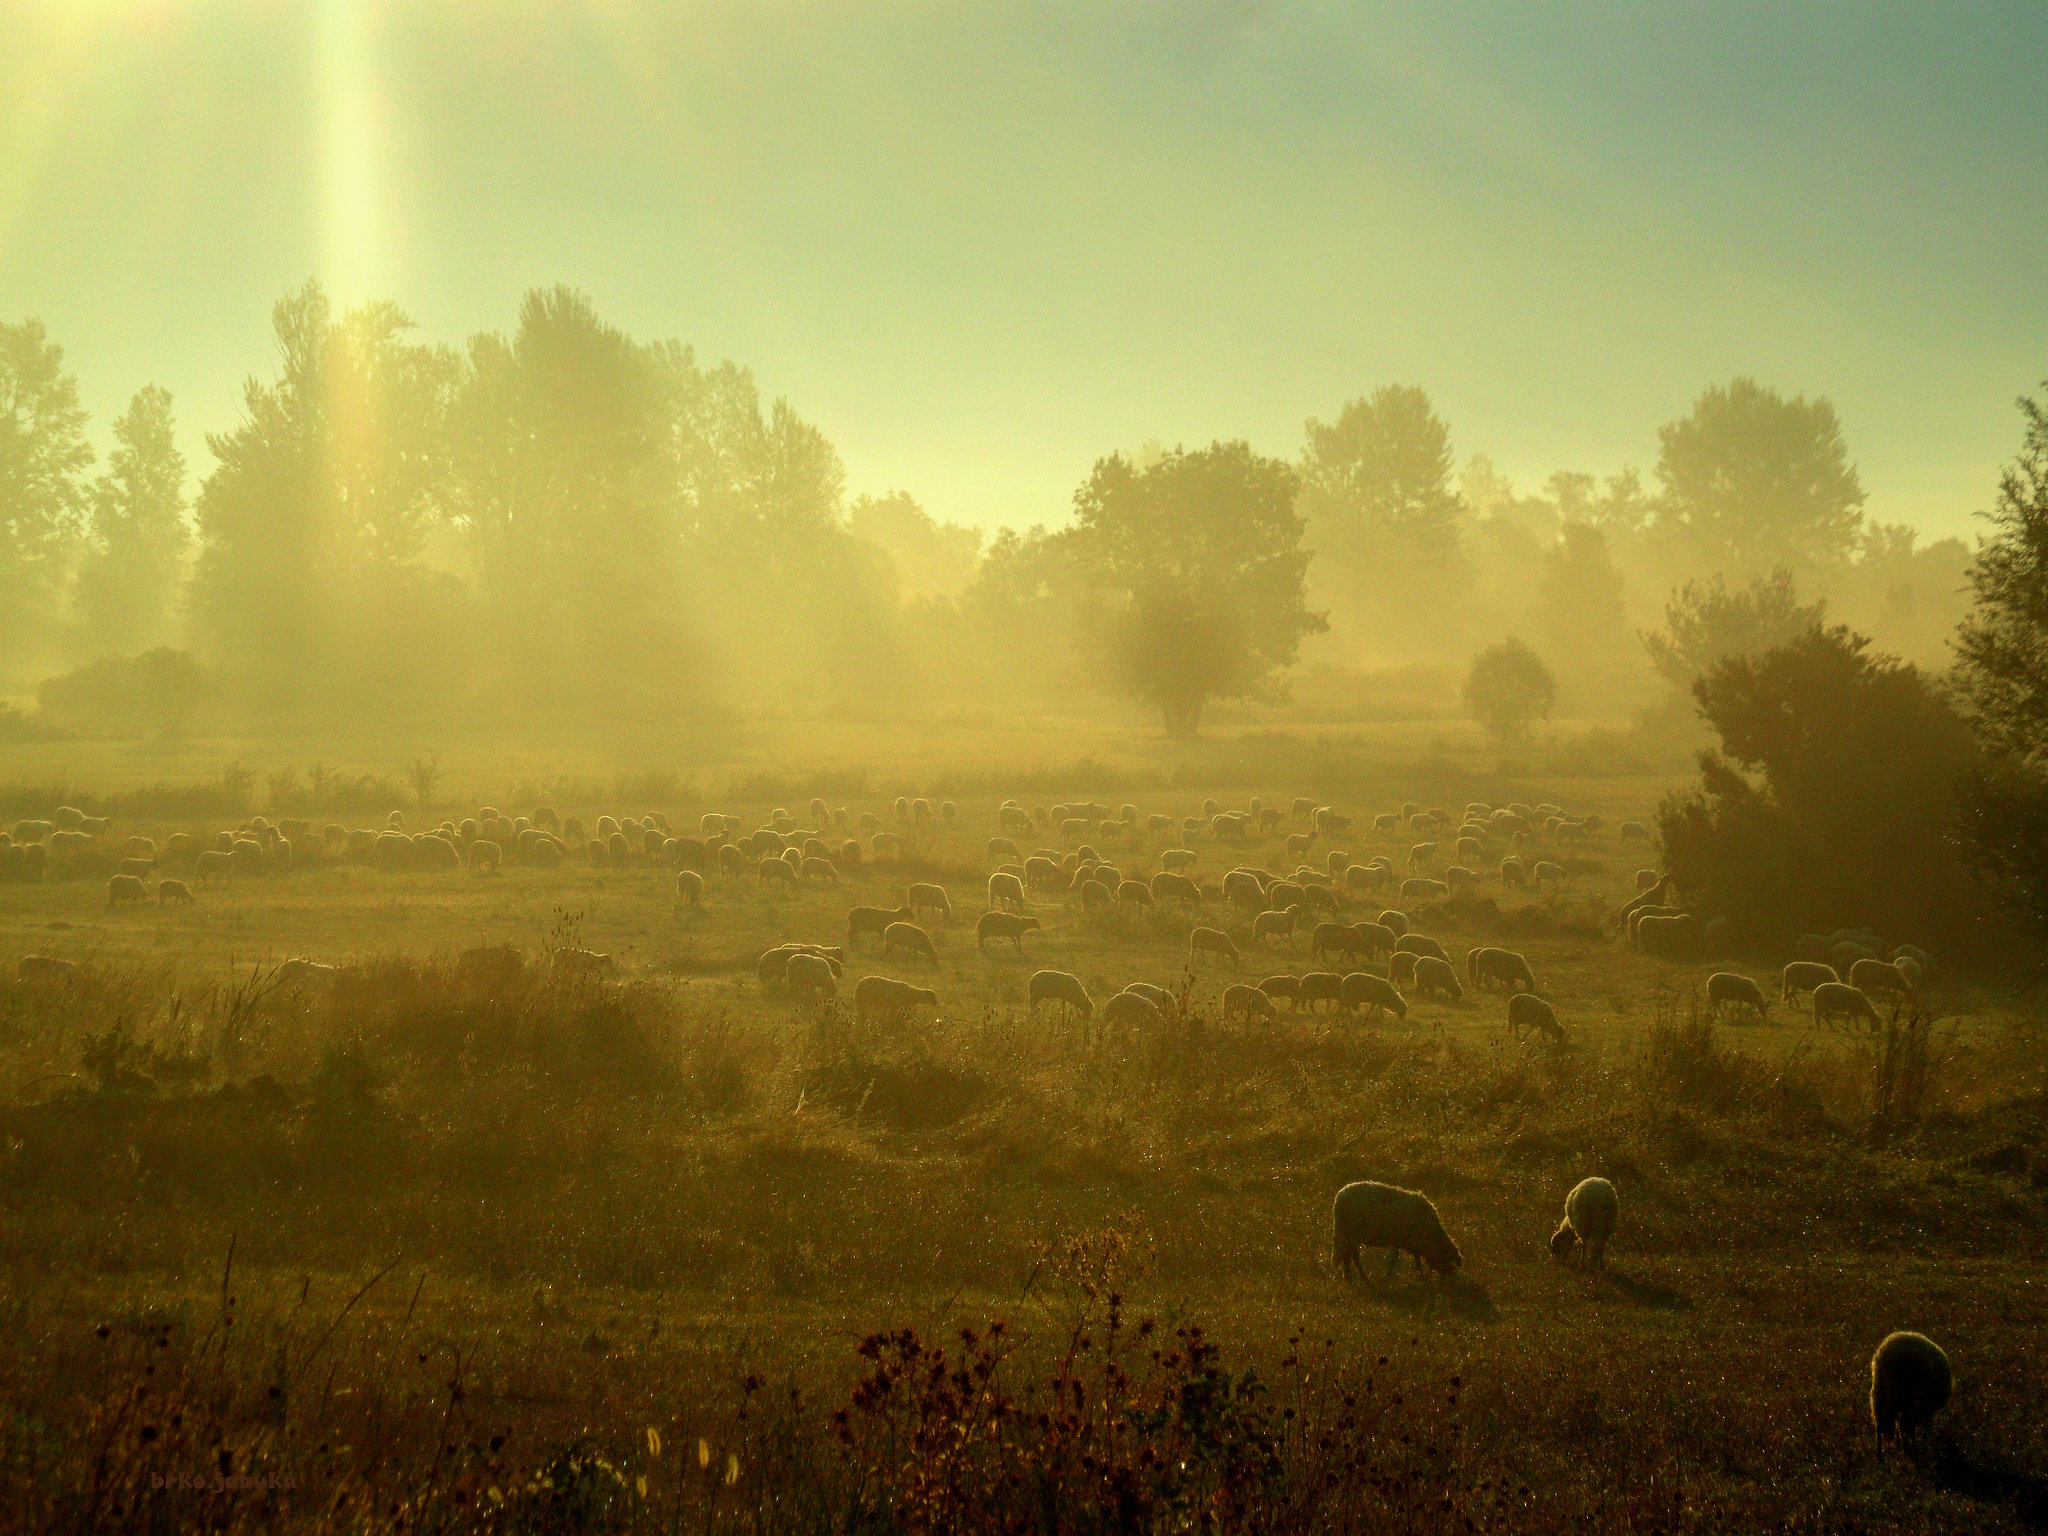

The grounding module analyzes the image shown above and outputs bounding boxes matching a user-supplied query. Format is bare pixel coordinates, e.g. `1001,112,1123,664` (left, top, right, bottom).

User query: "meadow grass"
0,757,2044,1532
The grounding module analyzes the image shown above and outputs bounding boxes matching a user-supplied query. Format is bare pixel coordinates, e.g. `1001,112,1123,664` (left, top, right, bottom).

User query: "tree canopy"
1463,638,1555,745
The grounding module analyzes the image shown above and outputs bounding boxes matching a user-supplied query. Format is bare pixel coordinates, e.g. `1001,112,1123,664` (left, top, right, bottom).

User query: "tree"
1463,638,1555,744
847,491,982,599
1533,523,1638,707
1653,378,1866,575
1953,384,2048,941
36,647,209,739
1641,568,1827,695
1298,387,1462,647
0,319,92,658
1659,626,1998,956
75,385,189,654
1069,442,1323,737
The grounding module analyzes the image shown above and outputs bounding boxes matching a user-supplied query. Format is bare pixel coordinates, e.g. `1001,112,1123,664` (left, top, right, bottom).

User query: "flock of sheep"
4,786,1953,1446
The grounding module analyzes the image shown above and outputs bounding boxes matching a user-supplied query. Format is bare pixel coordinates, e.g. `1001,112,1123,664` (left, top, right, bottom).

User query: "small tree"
1953,384,2048,940
1463,638,1555,744
409,752,442,808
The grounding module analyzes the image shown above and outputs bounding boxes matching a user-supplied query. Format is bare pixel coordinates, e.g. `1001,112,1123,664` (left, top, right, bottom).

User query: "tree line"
0,284,1987,743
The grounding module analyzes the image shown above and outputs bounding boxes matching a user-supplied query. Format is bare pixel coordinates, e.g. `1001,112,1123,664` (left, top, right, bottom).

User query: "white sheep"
1706,972,1770,1020
1029,969,1093,1021
1549,1176,1618,1269
1332,1181,1462,1279
1340,972,1406,1022
1812,981,1880,1030
784,952,838,1002
1412,955,1462,1001
675,870,704,905
854,974,938,1025
1507,992,1564,1044
1781,960,1838,1002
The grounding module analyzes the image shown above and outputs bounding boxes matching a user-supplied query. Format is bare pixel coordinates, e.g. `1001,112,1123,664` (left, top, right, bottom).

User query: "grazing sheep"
467,839,502,873
757,856,798,887
1257,974,1303,1011
157,878,195,904
1394,934,1449,964
882,921,939,964
1251,908,1297,948
848,911,908,962
1300,971,1344,1011
1388,951,1418,987
854,974,939,1025
1150,871,1202,908
907,882,953,922
801,856,840,883
1549,1177,1618,1269
1188,926,1240,966
1869,1332,1951,1446
1399,877,1449,903
1160,847,1198,872
1499,857,1527,889
1333,1181,1462,1279
1467,947,1536,992
1310,921,1372,965
1781,961,1839,1002
675,870,704,905
1634,913,1699,958
1849,957,1916,1003
194,848,233,885
1102,990,1164,1033
1707,972,1770,1020
757,945,845,986
986,872,1027,912
1223,982,1278,1023
784,952,839,1002
1893,954,1924,990
1116,879,1153,912
1377,909,1409,939
17,955,77,983
1413,955,1462,1002
1532,860,1566,887
1507,992,1565,1044
976,910,1041,953
1830,940,1878,974
107,873,149,907
1813,981,1881,1030
1634,869,1661,892
1029,969,1093,1020
1620,820,1650,843
1341,972,1407,1023
1407,842,1437,868
1890,943,1932,978
989,837,1022,864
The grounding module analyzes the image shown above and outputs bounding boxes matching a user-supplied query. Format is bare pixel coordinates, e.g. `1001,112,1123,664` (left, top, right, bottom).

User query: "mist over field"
3,5,2048,1534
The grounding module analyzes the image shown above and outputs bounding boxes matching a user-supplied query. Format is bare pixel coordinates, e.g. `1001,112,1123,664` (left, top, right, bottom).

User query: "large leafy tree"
1953,384,2048,942
1070,442,1323,737
1653,378,1866,575
1641,568,1828,695
1533,523,1636,705
76,385,189,654
1659,626,1998,956
0,320,92,657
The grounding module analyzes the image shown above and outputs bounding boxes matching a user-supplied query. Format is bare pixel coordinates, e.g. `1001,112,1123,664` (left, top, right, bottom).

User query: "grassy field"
2,750,2045,1533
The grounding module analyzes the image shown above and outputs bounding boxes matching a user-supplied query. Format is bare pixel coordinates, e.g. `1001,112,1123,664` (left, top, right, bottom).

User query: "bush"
1462,638,1555,745
34,648,210,738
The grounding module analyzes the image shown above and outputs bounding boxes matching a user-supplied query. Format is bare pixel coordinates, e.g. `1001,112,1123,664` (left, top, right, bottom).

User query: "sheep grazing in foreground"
17,955,76,982
1813,981,1880,1030
1223,982,1278,1023
1300,972,1344,1012
1706,972,1770,1020
854,974,938,1025
1332,1181,1462,1280
1870,1331,1951,1446
1413,956,1462,1001
1101,990,1163,1033
1467,947,1535,992
1150,871,1202,908
882,922,939,964
1507,993,1564,1044
907,882,952,922
1310,921,1371,966
195,849,233,885
1395,934,1449,964
987,872,1027,912
1029,970,1093,1021
1781,960,1839,1003
1377,909,1410,938
976,911,1040,953
1848,957,1916,1004
1388,952,1418,987
1253,909,1298,948
107,873,149,907
1188,926,1240,966
1550,1177,1618,1269
1341,972,1406,1023
675,870,703,905
784,953,838,1003
157,879,195,905
1258,974,1303,1011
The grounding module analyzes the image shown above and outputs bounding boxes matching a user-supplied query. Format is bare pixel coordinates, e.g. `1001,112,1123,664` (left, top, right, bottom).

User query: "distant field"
2,758,2043,1532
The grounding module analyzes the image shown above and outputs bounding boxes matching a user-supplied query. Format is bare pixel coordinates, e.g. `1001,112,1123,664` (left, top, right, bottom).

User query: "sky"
2,0,2044,539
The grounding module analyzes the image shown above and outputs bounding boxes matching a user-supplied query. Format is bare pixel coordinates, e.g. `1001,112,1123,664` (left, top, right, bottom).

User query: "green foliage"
1653,377,1866,575
34,647,211,739
1068,441,1325,736
1659,626,1998,955
1640,567,1828,694
1533,523,1637,705
1954,384,2048,941
75,385,189,654
0,318,92,652
1462,638,1555,744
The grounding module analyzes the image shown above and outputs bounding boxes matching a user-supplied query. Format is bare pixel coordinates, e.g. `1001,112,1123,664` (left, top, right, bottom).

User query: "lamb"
1848,957,1916,1003
1702,971,1769,1020
1029,969,1093,1021
854,974,939,1025
675,870,704,905
1507,992,1565,1044
1243,974,1297,1013
18,955,76,982
987,872,1027,912
1332,1181,1462,1279
1188,926,1240,966
1341,972,1407,1023
1549,1177,1618,1269
784,952,839,1002
1812,981,1880,1030
1466,947,1535,992
158,878,195,905
1413,955,1462,1001
882,921,939,964
977,911,1041,952
1869,1331,1951,1446
107,873,149,907
1223,982,1278,1023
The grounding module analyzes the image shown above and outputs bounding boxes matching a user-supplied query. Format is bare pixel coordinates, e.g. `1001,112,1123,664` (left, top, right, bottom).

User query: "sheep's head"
1425,1229,1464,1274
1549,1221,1579,1262
1020,917,1042,932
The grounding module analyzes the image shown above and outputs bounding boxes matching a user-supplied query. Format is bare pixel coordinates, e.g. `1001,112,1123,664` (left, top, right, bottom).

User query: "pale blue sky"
3,1,2044,537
